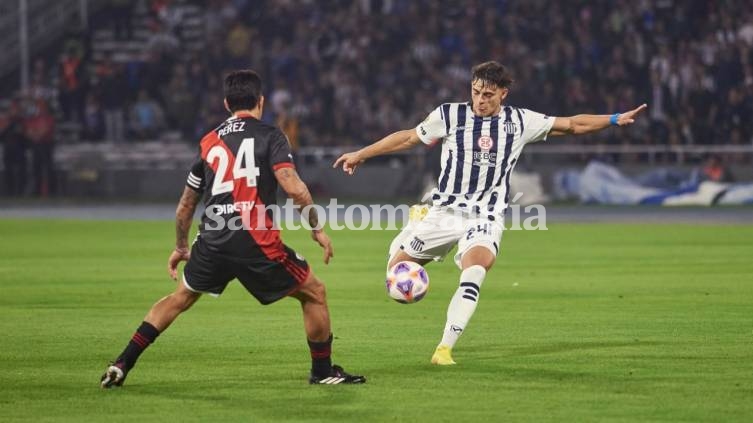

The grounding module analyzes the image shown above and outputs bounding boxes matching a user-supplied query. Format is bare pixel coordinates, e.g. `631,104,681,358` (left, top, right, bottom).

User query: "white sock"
439,265,486,349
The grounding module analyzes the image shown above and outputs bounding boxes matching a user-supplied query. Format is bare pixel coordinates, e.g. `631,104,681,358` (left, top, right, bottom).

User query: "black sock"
115,321,160,371
308,334,333,377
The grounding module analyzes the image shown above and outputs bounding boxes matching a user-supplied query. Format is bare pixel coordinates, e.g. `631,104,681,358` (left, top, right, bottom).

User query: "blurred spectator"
130,90,166,139
28,58,55,104
142,51,173,98
204,0,227,39
186,59,208,100
7,0,753,154
83,93,105,141
205,0,238,39
0,100,28,196
57,44,86,124
150,0,171,19
162,64,197,138
154,0,185,38
23,99,56,197
698,154,735,183
98,59,128,142
145,22,180,58
225,19,253,68
272,86,300,165
109,0,134,40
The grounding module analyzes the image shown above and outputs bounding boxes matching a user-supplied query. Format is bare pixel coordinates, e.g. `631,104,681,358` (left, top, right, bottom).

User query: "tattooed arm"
168,187,201,280
274,166,333,264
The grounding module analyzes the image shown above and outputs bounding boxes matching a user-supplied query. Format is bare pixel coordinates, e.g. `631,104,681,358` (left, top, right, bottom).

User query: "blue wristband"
610,113,620,126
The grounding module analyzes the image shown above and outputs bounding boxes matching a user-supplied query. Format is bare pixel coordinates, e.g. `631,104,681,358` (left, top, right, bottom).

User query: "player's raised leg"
431,245,495,365
387,205,452,270
291,272,366,384
101,280,201,388
387,204,430,270
387,249,433,270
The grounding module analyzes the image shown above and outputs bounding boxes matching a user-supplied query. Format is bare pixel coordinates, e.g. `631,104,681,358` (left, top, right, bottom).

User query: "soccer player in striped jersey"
334,61,647,365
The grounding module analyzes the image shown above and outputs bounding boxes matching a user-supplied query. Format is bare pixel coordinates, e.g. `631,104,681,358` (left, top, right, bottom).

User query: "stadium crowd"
2,0,753,195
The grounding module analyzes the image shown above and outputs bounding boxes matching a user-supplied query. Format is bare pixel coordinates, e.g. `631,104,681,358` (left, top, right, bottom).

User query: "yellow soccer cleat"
431,345,456,365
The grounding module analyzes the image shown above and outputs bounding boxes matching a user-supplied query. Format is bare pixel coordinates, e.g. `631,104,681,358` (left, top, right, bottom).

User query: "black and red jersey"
185,114,294,260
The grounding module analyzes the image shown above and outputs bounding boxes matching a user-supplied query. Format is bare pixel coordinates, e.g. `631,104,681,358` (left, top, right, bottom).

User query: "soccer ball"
386,261,430,304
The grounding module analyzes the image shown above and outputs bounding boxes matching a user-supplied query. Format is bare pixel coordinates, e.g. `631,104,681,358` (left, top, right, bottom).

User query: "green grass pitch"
1,219,752,422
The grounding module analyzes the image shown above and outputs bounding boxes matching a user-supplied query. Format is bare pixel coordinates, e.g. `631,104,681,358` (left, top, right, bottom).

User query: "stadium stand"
1,0,752,198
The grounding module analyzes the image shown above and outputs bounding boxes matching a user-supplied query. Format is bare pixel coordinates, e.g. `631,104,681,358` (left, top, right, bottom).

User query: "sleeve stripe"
187,173,202,184
272,162,295,171
515,107,524,135
186,179,200,188
442,103,451,134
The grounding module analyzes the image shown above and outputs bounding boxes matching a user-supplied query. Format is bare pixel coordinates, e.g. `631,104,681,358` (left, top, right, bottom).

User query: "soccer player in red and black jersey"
101,70,365,387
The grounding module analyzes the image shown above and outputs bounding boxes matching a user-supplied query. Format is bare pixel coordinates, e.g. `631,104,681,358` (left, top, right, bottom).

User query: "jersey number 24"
207,138,261,195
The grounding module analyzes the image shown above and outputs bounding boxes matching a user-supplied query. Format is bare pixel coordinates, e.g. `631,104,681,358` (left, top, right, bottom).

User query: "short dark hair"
224,70,262,112
471,61,514,89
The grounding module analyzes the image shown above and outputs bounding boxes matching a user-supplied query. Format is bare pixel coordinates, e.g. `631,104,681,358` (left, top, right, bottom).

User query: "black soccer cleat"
100,362,127,388
309,364,366,385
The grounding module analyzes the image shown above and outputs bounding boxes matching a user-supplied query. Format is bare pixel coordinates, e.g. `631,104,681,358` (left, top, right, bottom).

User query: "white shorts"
390,206,504,269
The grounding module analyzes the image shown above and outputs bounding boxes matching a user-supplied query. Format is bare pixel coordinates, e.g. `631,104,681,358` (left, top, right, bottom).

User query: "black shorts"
183,238,310,305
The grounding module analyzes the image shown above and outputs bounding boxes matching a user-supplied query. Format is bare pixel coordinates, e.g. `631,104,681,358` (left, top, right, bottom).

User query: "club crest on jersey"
410,237,425,252
504,121,517,134
477,135,494,150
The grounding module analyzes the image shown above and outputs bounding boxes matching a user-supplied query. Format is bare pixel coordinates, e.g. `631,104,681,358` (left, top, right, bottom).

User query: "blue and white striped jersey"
416,102,554,220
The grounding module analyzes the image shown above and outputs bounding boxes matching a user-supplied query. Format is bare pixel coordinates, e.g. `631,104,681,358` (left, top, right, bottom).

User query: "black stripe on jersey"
504,158,518,206
475,116,500,201
488,193,498,210
487,107,515,212
503,109,525,206
467,116,484,193
438,150,453,191
439,195,456,207
441,103,451,133
515,107,525,137
452,104,467,194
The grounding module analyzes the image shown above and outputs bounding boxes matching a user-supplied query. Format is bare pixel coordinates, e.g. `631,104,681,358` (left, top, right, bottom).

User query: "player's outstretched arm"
168,187,201,280
333,128,422,175
549,104,647,137
274,167,334,264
